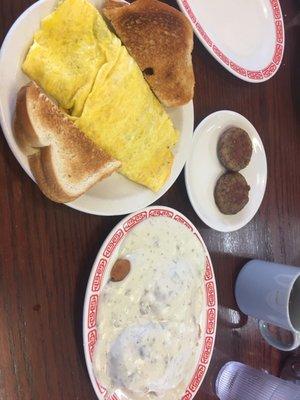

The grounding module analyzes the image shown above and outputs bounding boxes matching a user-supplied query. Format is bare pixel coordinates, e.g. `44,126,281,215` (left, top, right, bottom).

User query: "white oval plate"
0,0,193,216
83,206,217,400
177,0,284,82
185,111,267,232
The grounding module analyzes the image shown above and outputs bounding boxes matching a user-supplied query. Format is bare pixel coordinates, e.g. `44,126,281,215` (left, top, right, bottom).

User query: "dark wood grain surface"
0,0,299,399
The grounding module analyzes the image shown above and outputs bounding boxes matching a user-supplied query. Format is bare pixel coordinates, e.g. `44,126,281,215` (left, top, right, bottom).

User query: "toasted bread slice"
14,82,121,203
103,0,195,107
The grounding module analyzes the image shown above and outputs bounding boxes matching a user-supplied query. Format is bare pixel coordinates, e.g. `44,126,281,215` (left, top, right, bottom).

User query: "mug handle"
259,320,300,351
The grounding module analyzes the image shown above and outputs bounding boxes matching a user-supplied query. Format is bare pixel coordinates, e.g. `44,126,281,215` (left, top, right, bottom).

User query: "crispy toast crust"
14,82,121,203
103,0,195,107
14,85,44,155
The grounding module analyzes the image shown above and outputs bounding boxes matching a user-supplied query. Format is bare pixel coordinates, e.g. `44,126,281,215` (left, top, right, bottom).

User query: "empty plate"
177,0,285,82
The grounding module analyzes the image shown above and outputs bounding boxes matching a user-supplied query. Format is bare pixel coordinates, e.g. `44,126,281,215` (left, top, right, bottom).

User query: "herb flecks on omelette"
22,0,179,192
22,0,119,117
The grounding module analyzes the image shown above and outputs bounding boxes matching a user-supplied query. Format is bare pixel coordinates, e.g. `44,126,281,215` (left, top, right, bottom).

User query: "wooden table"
0,1,299,399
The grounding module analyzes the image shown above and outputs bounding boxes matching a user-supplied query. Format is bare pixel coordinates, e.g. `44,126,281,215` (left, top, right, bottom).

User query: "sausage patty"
214,172,250,214
217,127,253,171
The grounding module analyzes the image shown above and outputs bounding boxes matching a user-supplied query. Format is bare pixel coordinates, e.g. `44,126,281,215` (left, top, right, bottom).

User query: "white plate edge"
82,205,218,400
184,110,268,232
176,0,285,83
0,0,194,216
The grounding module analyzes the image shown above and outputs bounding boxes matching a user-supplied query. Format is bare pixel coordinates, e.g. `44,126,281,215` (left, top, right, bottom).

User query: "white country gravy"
93,217,205,399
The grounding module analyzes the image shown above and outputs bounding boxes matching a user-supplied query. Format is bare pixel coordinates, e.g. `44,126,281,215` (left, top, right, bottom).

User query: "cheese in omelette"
22,0,179,192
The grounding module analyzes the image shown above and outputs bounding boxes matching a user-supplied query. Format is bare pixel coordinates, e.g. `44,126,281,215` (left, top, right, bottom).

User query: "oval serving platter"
177,0,285,82
83,206,218,400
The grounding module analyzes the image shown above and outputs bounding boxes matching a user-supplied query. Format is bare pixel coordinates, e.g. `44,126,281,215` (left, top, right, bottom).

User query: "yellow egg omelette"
22,0,179,192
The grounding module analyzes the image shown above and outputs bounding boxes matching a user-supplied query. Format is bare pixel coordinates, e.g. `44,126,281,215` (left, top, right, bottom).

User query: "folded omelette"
22,0,179,192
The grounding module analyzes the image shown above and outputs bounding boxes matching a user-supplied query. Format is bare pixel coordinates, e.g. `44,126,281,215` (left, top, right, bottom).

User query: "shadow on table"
211,252,250,329
199,254,250,399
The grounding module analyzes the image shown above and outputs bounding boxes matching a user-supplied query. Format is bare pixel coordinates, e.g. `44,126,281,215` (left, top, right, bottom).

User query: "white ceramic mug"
235,260,300,351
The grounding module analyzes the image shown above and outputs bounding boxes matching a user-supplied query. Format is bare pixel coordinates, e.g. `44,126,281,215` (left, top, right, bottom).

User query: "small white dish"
0,0,193,216
83,206,217,400
185,110,267,232
177,0,284,82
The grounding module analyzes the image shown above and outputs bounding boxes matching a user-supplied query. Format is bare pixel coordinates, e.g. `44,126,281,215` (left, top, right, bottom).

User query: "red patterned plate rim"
177,0,285,82
83,206,218,400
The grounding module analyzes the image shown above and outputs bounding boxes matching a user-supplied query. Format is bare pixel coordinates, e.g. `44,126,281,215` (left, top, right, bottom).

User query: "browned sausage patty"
110,259,131,282
214,172,250,214
217,127,253,171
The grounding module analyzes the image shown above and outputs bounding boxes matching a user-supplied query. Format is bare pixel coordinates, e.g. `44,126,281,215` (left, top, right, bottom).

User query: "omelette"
22,0,179,192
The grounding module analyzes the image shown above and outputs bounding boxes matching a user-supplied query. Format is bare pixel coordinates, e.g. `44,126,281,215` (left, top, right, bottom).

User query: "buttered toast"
14,83,120,203
103,0,195,107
